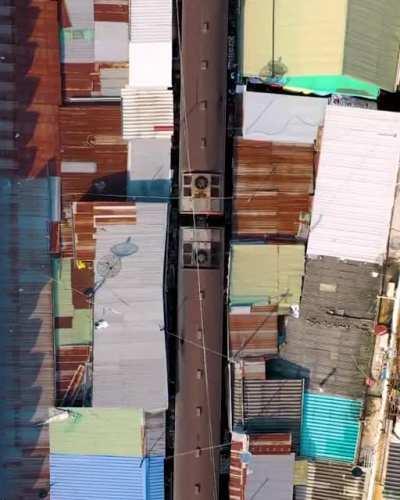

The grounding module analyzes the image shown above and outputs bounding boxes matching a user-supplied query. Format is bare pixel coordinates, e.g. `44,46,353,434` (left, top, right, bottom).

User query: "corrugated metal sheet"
94,1,129,23
300,392,362,462
229,433,295,500
344,0,400,92
128,139,171,200
384,438,400,499
59,105,127,206
0,177,54,498
60,0,94,63
229,308,278,357
130,0,172,43
307,105,400,264
72,201,136,261
243,0,400,92
94,21,129,62
15,1,61,177
233,377,304,450
56,345,91,405
50,408,144,457
278,314,374,399
295,460,365,500
389,184,400,260
229,243,305,313
50,454,165,500
233,138,314,237
100,66,129,96
300,257,382,321
243,91,328,143
144,412,166,457
122,88,173,140
93,204,168,410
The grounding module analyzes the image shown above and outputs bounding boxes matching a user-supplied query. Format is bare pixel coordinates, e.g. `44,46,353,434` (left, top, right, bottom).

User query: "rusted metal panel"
56,345,92,404
59,105,127,205
72,201,136,261
233,139,314,237
13,0,61,178
229,310,278,357
94,2,129,23
50,221,61,255
250,433,292,455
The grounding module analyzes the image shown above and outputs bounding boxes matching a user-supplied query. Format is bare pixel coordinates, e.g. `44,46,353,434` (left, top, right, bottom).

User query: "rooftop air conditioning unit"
182,241,221,268
180,173,223,215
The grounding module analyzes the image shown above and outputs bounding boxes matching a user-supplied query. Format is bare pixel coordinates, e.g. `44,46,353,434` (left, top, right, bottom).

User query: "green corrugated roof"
229,244,304,313
50,408,144,456
53,258,93,347
52,258,73,317
55,309,93,347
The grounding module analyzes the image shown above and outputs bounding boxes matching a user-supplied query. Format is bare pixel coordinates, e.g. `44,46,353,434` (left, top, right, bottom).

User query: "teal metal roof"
300,392,362,462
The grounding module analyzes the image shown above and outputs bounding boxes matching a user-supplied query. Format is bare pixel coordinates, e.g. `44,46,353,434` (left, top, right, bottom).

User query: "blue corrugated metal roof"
50,454,164,500
300,392,362,462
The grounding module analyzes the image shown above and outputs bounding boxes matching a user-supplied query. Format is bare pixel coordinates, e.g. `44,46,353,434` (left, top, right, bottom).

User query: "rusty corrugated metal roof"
94,1,129,23
59,105,127,205
229,308,278,358
56,345,92,405
233,139,314,237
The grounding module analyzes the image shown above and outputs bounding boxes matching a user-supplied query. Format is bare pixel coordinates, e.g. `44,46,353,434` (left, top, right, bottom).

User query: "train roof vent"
182,240,220,269
181,173,223,215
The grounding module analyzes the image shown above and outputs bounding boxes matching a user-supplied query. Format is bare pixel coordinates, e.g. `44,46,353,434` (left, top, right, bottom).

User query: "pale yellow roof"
229,244,305,313
243,0,347,78
243,0,400,92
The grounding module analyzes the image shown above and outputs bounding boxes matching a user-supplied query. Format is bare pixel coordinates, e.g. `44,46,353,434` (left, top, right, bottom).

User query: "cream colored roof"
243,0,400,91
243,0,347,78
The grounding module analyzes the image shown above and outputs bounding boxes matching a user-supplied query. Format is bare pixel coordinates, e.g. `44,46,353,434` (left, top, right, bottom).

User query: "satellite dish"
96,254,121,279
111,237,138,257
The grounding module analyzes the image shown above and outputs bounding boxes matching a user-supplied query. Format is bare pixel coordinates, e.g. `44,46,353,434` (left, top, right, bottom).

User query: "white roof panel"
130,42,172,88
93,204,168,411
307,105,400,263
242,91,328,144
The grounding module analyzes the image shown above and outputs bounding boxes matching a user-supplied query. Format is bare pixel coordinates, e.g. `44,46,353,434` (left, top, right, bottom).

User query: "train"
173,0,229,498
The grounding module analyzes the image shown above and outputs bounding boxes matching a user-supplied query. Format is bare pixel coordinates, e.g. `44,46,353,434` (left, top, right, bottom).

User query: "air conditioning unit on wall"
181,228,223,269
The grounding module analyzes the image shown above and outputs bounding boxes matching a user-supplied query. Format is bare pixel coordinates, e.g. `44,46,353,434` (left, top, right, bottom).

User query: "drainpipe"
366,275,399,500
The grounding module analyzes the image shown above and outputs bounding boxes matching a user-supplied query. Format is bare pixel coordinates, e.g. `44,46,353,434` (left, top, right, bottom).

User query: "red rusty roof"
13,0,61,178
59,105,127,206
94,1,129,22
56,345,92,405
233,138,315,237
229,307,278,358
